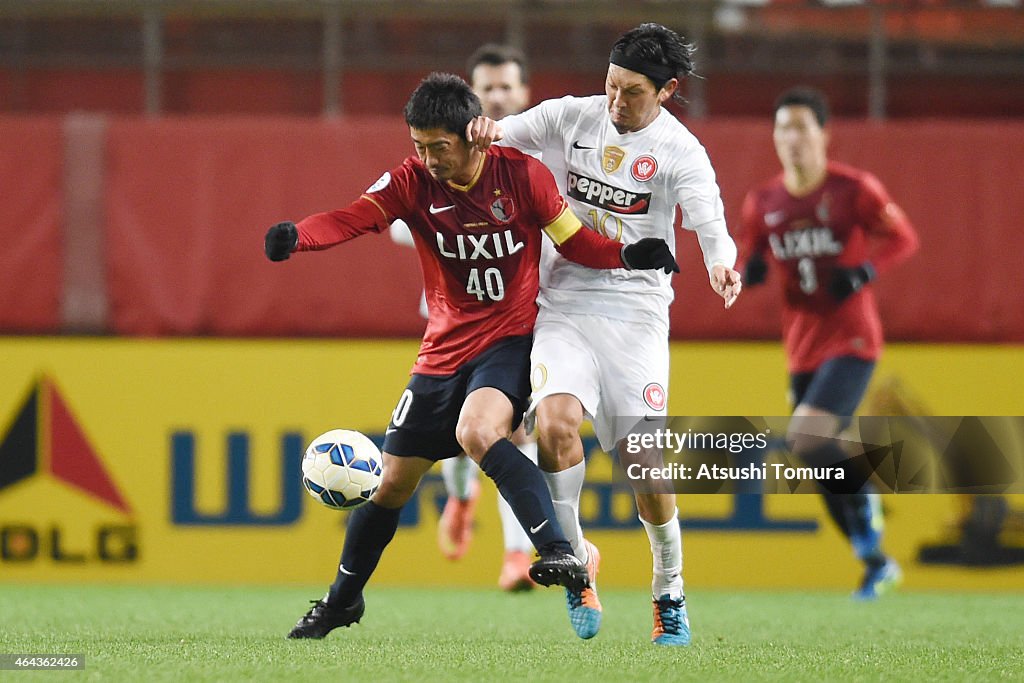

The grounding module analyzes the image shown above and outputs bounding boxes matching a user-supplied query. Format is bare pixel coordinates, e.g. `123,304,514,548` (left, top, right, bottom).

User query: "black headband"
609,48,677,85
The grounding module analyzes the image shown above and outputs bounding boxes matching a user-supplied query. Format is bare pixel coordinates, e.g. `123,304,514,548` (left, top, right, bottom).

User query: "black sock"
819,490,853,538
327,501,402,607
478,438,572,555
818,489,886,566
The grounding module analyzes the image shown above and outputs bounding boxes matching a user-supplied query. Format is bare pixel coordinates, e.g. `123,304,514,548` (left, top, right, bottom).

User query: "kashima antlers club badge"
490,196,515,223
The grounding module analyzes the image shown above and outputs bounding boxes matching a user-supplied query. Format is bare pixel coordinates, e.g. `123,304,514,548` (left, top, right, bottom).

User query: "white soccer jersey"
500,95,736,325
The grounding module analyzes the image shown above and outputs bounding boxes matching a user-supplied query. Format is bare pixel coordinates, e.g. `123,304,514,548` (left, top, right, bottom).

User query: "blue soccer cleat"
564,540,602,639
853,558,902,601
651,594,690,646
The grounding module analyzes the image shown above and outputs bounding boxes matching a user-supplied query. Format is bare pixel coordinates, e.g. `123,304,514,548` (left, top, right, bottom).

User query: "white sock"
441,454,477,500
640,508,683,599
500,441,537,553
542,460,587,563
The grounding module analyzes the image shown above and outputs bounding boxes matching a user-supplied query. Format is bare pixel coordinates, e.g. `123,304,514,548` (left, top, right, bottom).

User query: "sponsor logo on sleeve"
366,172,391,193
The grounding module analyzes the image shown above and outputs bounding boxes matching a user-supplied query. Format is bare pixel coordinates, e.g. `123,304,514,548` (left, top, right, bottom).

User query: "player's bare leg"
289,454,435,639
788,405,900,600
535,393,602,638
458,387,587,591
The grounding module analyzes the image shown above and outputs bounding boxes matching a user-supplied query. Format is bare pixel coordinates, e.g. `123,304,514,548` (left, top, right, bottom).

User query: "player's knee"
536,408,580,451
786,430,828,455
787,409,842,455
455,416,507,462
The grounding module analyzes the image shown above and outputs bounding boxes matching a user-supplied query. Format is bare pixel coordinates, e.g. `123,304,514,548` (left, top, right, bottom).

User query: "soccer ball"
301,429,384,510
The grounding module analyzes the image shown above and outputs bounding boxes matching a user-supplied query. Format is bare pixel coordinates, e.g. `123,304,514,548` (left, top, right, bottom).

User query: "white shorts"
527,307,669,451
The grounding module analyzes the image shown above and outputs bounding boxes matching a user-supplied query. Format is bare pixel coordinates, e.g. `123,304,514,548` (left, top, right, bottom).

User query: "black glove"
744,252,768,287
621,238,680,274
829,262,875,302
265,221,298,262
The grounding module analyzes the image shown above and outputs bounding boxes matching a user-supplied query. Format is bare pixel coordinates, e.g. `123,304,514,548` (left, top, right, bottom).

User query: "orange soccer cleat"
437,481,479,561
564,539,602,639
498,550,537,592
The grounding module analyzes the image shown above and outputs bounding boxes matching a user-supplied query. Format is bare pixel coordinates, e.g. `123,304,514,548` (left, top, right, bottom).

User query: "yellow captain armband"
360,194,390,221
541,205,583,246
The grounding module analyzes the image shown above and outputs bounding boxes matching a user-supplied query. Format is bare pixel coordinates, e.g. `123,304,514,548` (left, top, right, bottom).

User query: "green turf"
1,585,1021,682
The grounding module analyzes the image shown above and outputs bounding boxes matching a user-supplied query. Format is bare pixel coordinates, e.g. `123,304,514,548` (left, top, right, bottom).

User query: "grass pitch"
1,585,1021,682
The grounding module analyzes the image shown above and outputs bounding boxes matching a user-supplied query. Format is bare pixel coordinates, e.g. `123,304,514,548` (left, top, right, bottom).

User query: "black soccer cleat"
287,596,365,639
529,551,589,593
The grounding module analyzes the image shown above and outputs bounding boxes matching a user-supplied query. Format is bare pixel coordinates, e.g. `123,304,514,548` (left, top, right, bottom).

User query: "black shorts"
382,335,532,461
790,355,876,423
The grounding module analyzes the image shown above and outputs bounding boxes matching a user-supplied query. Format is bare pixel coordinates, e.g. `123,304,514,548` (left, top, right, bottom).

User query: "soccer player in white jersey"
392,44,540,591
468,23,742,645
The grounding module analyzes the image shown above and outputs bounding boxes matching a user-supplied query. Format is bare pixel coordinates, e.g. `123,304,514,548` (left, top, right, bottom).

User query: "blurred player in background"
266,72,679,639
391,44,539,591
738,86,919,600
470,23,742,645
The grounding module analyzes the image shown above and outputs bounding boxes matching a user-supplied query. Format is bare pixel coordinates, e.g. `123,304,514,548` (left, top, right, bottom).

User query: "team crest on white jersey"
602,146,626,174
366,172,391,193
490,196,515,223
643,382,666,411
631,155,658,182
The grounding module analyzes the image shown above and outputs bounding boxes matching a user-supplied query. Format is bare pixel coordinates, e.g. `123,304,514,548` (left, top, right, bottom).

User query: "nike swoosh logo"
529,520,549,534
338,563,356,576
429,204,455,214
572,141,595,150
385,427,397,436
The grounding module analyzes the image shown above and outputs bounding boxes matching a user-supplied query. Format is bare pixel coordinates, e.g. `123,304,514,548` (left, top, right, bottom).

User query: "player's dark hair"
610,22,695,103
774,87,830,127
466,43,529,85
404,72,483,136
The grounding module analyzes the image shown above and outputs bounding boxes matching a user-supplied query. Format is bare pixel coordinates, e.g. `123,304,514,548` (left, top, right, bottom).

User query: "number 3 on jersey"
797,257,818,294
466,267,505,302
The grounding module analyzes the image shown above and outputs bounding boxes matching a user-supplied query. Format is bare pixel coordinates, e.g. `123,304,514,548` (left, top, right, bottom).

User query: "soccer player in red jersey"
265,72,678,639
738,87,919,600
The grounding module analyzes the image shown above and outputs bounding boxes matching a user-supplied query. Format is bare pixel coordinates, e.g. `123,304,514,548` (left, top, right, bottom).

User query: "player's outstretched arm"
554,228,679,275
710,263,742,309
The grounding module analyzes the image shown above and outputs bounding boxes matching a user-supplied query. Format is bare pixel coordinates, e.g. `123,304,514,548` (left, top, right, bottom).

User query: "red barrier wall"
0,116,63,332
104,116,424,336
3,115,1023,341
103,116,1024,342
